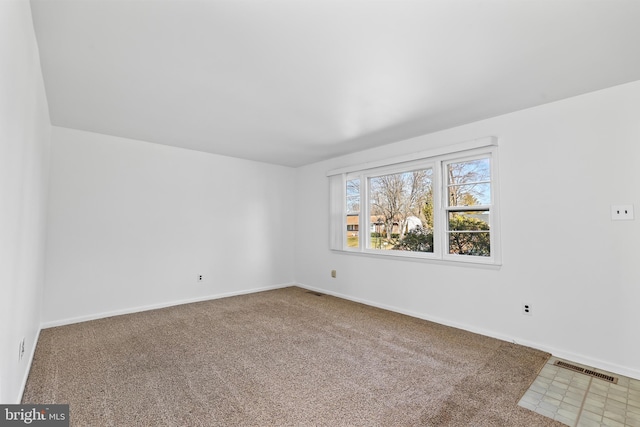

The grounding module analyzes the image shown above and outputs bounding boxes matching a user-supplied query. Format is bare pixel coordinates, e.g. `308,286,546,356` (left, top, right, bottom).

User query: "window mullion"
433,160,444,257
361,174,369,252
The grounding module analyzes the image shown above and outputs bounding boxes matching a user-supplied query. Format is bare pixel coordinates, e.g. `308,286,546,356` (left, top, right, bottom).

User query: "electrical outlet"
522,303,532,316
611,205,634,220
331,270,336,278
197,275,203,282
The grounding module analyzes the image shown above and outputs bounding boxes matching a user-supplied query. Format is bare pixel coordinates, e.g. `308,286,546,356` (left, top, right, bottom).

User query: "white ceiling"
30,0,640,167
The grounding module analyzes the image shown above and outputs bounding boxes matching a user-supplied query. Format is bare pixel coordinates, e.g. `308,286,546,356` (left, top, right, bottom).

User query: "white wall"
294,81,640,379
0,1,51,404
43,127,295,325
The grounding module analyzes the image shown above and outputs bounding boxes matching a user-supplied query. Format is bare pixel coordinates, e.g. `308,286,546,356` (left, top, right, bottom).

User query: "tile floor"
518,356,640,426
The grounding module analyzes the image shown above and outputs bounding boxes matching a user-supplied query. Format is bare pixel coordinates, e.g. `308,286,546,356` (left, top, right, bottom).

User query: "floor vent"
305,291,324,297
554,360,618,383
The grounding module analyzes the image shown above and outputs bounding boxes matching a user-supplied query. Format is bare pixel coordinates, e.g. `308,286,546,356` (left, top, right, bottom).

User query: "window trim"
328,137,501,266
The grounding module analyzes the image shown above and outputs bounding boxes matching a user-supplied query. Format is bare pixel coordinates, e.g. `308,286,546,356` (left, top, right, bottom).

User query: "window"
368,167,433,252
328,137,500,265
346,178,360,247
445,156,493,257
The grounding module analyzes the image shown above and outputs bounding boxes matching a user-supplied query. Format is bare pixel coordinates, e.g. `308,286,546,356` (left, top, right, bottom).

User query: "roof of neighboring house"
346,214,399,226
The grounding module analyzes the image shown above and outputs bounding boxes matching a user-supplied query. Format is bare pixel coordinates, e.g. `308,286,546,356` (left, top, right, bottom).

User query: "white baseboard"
41,282,295,329
511,340,640,381
17,327,41,404
295,283,640,381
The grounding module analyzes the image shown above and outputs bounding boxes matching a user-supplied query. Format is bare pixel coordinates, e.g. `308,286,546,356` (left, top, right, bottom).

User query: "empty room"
2,0,640,425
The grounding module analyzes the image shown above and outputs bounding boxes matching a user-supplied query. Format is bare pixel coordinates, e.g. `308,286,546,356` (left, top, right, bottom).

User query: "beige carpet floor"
23,287,562,426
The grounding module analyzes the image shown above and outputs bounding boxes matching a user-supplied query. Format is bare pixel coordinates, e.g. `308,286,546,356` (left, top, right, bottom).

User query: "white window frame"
328,137,501,266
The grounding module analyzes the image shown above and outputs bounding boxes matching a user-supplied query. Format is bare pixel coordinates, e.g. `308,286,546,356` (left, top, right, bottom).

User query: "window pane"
448,211,490,256
448,211,490,231
448,232,490,256
447,158,491,206
346,179,360,248
449,183,491,206
368,169,433,252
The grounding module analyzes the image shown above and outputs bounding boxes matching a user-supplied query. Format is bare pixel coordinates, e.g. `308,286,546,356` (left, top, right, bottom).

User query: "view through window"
368,169,433,252
332,140,499,264
446,158,491,256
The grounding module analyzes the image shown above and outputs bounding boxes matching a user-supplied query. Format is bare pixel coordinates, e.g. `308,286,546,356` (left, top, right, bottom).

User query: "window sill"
331,248,502,269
